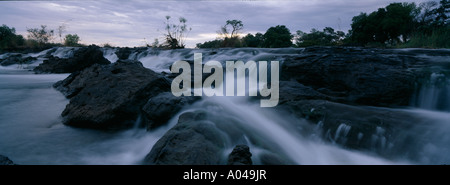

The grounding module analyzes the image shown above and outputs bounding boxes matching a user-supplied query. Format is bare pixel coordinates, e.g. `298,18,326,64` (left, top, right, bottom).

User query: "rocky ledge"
34,45,110,73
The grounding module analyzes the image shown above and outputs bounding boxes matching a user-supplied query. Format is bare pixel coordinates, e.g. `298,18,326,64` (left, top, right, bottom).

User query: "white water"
1,47,450,164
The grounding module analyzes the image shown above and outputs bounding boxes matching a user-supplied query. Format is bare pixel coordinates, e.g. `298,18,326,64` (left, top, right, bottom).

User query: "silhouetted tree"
295,27,345,47
349,3,420,45
218,20,244,39
242,33,264,47
0,24,25,49
263,25,293,48
27,25,54,47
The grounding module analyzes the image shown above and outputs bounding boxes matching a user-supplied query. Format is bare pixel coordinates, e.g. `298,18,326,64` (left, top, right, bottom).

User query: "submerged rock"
143,111,226,165
34,45,110,73
54,60,170,130
228,145,252,165
0,155,15,165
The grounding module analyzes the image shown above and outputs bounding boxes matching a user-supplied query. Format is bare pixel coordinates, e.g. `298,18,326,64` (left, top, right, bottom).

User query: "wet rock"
281,48,417,107
115,47,134,60
34,45,110,73
143,111,226,165
278,81,336,104
54,60,171,130
228,145,252,165
142,92,200,130
0,54,36,66
277,99,428,157
259,152,289,165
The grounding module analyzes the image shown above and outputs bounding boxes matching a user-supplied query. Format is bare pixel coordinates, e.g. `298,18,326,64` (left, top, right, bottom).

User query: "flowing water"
0,47,449,164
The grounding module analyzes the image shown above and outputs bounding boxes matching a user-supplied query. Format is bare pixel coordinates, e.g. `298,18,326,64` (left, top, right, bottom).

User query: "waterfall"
2,47,450,164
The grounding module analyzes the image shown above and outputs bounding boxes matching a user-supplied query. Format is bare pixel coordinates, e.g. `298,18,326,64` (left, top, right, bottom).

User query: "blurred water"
0,70,170,164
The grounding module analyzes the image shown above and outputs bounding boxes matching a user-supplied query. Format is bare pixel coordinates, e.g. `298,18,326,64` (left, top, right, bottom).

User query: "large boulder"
281,48,417,107
34,45,110,73
141,92,199,130
143,111,226,165
54,60,171,130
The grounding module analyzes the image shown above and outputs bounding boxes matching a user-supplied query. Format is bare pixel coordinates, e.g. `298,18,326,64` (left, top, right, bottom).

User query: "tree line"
197,0,449,48
1,0,448,51
0,24,81,51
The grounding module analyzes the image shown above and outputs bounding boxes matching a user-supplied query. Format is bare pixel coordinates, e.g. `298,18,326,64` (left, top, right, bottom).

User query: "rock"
142,92,200,130
0,155,15,165
34,45,110,73
115,47,134,60
0,54,36,66
54,60,171,130
278,81,336,105
277,99,428,158
143,111,226,165
281,48,417,107
259,152,289,165
227,145,252,165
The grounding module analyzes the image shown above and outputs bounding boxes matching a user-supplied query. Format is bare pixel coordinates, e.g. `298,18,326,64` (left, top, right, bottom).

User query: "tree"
196,39,223,48
383,3,420,43
433,0,450,27
0,24,25,49
64,34,80,46
349,3,420,45
216,20,244,47
218,20,244,39
162,16,191,49
295,27,345,47
58,23,67,44
27,25,54,47
263,25,293,48
242,33,264,47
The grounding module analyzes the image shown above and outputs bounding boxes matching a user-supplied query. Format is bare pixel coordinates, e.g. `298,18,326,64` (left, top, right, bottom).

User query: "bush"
64,34,80,46
400,27,450,48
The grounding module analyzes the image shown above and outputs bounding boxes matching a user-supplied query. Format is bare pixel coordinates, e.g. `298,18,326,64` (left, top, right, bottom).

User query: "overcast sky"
0,0,433,48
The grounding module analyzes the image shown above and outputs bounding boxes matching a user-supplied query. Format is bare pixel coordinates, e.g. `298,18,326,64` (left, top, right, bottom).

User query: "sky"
0,0,433,48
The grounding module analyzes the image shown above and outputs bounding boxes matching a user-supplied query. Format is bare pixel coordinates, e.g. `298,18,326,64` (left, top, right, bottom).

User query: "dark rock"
143,111,226,165
259,152,289,165
142,92,200,130
0,155,15,165
34,45,110,73
278,81,336,104
115,47,133,60
277,99,428,158
0,54,36,66
281,49,417,107
54,60,171,130
228,145,252,165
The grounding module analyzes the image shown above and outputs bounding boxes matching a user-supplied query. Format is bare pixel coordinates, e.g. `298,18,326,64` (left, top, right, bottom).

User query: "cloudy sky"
0,0,432,48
